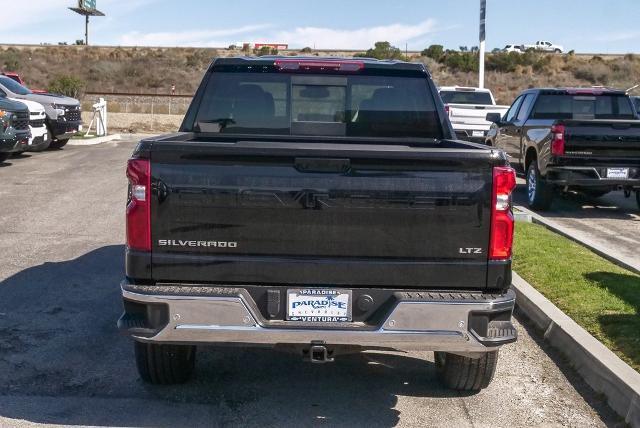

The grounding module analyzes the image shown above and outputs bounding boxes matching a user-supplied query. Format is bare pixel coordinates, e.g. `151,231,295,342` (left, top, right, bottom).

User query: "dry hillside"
1,45,639,104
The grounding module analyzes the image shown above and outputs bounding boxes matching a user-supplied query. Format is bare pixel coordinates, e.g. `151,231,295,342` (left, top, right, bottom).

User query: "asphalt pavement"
0,138,623,427
513,177,640,267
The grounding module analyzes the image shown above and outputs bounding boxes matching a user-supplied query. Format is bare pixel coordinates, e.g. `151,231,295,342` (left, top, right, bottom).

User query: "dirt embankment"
3,45,639,104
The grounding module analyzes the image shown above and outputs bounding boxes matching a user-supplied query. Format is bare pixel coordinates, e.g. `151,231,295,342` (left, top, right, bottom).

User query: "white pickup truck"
524,41,564,53
439,86,509,143
9,98,49,152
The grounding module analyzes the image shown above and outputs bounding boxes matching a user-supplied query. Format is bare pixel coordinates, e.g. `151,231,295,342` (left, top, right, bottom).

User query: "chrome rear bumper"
119,285,516,354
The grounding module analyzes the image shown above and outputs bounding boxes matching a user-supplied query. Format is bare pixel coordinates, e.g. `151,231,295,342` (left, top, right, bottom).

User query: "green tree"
421,44,444,62
47,75,86,99
355,41,406,60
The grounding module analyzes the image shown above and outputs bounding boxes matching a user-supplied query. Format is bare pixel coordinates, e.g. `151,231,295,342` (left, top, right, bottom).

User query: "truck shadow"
584,271,640,371
513,183,638,220
0,245,466,427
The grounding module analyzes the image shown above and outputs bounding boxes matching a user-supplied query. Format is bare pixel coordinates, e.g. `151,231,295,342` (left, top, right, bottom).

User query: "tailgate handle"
294,157,351,173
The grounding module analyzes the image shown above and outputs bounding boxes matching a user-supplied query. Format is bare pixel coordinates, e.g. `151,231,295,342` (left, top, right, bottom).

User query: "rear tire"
435,351,498,391
0,152,10,163
134,341,196,385
49,138,69,149
636,191,640,211
526,161,554,210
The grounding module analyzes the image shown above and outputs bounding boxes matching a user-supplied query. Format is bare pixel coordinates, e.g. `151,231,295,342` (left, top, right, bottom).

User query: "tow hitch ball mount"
306,341,334,363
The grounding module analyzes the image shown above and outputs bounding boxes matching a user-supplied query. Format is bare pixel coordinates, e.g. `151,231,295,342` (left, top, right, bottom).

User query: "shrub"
47,75,86,98
421,44,444,62
355,41,406,61
442,50,478,72
572,62,611,84
0,50,21,70
300,47,313,53
255,46,273,56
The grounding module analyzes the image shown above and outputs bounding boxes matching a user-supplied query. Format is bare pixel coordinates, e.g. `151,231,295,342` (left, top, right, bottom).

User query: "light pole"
479,0,486,88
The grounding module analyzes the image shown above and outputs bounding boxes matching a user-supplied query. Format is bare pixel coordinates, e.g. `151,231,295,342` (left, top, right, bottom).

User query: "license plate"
472,130,484,137
606,168,629,179
287,289,352,322
78,125,83,132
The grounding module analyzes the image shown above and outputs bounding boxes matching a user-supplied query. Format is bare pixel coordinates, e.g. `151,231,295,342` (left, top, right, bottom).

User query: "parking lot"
513,179,640,269
0,138,625,427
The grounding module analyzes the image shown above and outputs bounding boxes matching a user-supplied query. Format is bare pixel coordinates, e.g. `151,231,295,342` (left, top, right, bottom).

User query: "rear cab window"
531,93,636,120
439,90,493,105
188,63,444,139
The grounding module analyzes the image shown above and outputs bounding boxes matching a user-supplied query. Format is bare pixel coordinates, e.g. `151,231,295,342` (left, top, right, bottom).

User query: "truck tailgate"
449,104,508,127
563,119,640,160
148,140,494,289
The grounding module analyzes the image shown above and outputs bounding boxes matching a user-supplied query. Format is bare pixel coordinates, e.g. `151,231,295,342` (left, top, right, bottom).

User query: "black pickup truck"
118,57,518,391
486,88,640,210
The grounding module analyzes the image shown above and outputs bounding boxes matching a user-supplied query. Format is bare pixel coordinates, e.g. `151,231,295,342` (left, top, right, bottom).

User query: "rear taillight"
489,166,516,260
551,124,565,156
126,158,151,251
444,104,451,116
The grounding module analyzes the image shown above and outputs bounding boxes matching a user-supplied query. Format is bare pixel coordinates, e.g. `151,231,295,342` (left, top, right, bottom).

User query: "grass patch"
513,222,640,372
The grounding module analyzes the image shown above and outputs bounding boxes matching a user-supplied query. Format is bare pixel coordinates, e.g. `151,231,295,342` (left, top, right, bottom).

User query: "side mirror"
486,113,502,124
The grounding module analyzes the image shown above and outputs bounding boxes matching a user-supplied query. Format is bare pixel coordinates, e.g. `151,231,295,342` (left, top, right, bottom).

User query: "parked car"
0,96,31,163
486,87,640,209
1,72,47,94
502,44,523,53
0,75,81,149
118,56,518,391
523,41,564,53
8,98,49,152
439,86,509,143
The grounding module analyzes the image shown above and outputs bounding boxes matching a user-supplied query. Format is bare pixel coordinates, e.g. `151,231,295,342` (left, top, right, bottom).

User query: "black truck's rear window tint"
192,72,443,138
439,90,493,105
531,94,636,120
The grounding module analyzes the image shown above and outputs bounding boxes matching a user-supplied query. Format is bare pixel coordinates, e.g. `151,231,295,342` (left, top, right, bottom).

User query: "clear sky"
2,0,639,53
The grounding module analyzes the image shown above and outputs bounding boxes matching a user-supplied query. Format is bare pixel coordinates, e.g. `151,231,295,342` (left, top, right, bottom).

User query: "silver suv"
0,76,82,149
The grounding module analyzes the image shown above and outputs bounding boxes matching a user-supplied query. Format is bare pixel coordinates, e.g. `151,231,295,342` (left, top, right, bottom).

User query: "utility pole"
85,15,90,45
479,0,486,88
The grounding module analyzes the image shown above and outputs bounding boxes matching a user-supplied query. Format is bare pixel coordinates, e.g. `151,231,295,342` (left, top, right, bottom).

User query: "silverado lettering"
158,239,238,248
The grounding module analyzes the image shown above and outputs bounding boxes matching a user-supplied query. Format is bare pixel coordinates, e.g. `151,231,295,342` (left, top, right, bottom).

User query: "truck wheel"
49,139,69,149
636,191,640,211
0,152,10,163
526,162,554,210
435,351,498,391
134,341,196,384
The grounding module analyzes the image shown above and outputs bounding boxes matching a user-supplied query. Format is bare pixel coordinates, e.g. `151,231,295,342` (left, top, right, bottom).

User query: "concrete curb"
512,271,640,426
514,204,640,275
68,134,121,146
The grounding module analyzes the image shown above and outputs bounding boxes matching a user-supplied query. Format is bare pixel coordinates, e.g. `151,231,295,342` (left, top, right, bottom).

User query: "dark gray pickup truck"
118,57,518,391
0,96,30,163
487,88,640,209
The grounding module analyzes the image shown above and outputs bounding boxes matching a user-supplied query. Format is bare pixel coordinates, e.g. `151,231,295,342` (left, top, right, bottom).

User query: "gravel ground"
0,138,622,427
81,111,182,134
